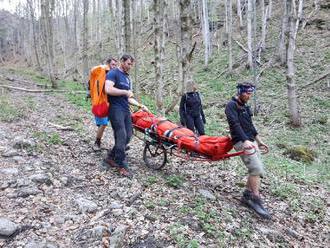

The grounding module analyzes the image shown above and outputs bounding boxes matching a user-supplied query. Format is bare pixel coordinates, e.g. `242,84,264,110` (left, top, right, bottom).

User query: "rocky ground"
0,70,329,248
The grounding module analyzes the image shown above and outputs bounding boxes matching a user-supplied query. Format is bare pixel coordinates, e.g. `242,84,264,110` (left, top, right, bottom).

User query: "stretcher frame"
133,122,248,170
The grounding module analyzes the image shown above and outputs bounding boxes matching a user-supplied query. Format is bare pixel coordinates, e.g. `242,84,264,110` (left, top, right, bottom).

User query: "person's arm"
105,80,132,97
179,95,186,125
86,80,91,99
198,93,206,124
255,135,269,153
225,102,254,149
128,97,149,111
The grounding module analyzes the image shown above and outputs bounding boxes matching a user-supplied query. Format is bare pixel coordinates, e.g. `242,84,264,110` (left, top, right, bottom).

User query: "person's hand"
86,91,91,101
243,140,255,150
258,141,269,154
126,90,134,98
140,104,149,112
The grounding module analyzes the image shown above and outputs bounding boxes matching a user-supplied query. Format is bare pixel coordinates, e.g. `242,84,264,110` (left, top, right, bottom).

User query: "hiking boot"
241,190,271,219
119,167,133,178
100,158,120,171
92,142,101,152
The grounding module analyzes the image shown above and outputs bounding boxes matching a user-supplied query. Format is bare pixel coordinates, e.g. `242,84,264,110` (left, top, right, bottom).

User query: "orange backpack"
89,65,109,117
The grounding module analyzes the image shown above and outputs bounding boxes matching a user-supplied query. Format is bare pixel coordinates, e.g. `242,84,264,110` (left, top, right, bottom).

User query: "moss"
283,146,317,163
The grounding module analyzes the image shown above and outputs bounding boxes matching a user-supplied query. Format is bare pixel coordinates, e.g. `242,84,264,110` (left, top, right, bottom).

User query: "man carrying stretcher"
225,82,271,219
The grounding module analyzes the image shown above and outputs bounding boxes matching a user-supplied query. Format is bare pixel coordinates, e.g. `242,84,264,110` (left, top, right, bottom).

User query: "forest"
0,0,329,247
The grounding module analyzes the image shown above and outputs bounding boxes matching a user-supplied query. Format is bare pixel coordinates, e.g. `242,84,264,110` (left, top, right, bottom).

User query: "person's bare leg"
96,125,106,140
247,175,260,197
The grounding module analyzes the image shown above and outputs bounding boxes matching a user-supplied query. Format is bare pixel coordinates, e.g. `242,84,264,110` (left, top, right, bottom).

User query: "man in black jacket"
225,82,271,219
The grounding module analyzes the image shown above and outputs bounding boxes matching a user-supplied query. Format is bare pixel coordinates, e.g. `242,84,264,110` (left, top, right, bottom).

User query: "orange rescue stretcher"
132,110,247,170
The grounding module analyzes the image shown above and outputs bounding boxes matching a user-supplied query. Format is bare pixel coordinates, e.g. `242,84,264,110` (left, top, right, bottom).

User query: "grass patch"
32,131,63,145
166,175,185,189
271,182,299,200
169,224,200,248
0,96,26,122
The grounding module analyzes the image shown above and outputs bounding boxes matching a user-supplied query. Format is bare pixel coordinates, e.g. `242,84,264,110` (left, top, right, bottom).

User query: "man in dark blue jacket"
225,82,270,219
102,54,147,178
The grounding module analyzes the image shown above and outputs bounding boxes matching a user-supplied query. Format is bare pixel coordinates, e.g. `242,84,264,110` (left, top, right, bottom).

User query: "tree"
226,0,233,72
82,0,89,81
278,0,289,65
179,0,194,93
201,0,210,68
27,0,41,70
247,0,254,69
153,0,167,115
286,0,304,127
41,0,57,88
123,0,131,53
236,0,244,29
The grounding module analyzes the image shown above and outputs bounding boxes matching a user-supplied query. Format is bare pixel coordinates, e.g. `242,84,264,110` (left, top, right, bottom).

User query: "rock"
0,182,9,190
25,240,58,248
109,225,128,248
30,173,52,185
0,167,19,175
92,226,106,238
0,218,18,237
286,228,300,239
112,209,123,216
198,189,216,200
16,178,32,188
60,177,69,186
2,149,19,157
53,216,65,225
74,197,98,213
13,136,35,150
16,186,42,198
257,227,284,242
110,202,123,209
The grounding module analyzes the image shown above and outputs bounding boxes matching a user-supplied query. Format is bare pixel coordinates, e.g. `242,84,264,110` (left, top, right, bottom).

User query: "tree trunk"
237,0,244,29
72,0,79,77
27,0,41,70
278,0,288,65
153,0,167,115
247,0,253,69
82,0,89,81
286,0,303,127
179,0,194,93
123,0,131,53
201,0,210,68
226,0,233,72
41,0,57,88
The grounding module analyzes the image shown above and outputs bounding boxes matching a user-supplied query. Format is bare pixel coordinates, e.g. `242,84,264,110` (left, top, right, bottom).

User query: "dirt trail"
0,70,328,247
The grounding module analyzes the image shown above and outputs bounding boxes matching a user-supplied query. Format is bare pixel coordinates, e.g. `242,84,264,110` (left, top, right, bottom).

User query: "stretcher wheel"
143,142,167,170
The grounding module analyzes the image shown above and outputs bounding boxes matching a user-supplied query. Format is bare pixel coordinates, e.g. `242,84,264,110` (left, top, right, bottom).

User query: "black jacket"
179,92,206,125
225,97,258,144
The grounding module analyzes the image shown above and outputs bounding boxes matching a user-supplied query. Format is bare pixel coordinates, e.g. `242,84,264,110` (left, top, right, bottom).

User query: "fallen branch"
48,122,74,131
234,39,249,53
301,70,330,89
0,84,85,94
0,75,37,85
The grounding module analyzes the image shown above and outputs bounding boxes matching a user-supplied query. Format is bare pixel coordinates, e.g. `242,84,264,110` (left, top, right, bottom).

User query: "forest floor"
0,66,329,248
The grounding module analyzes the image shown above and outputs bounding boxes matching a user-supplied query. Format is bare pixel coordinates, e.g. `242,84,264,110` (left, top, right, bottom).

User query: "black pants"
107,107,132,167
185,114,205,135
